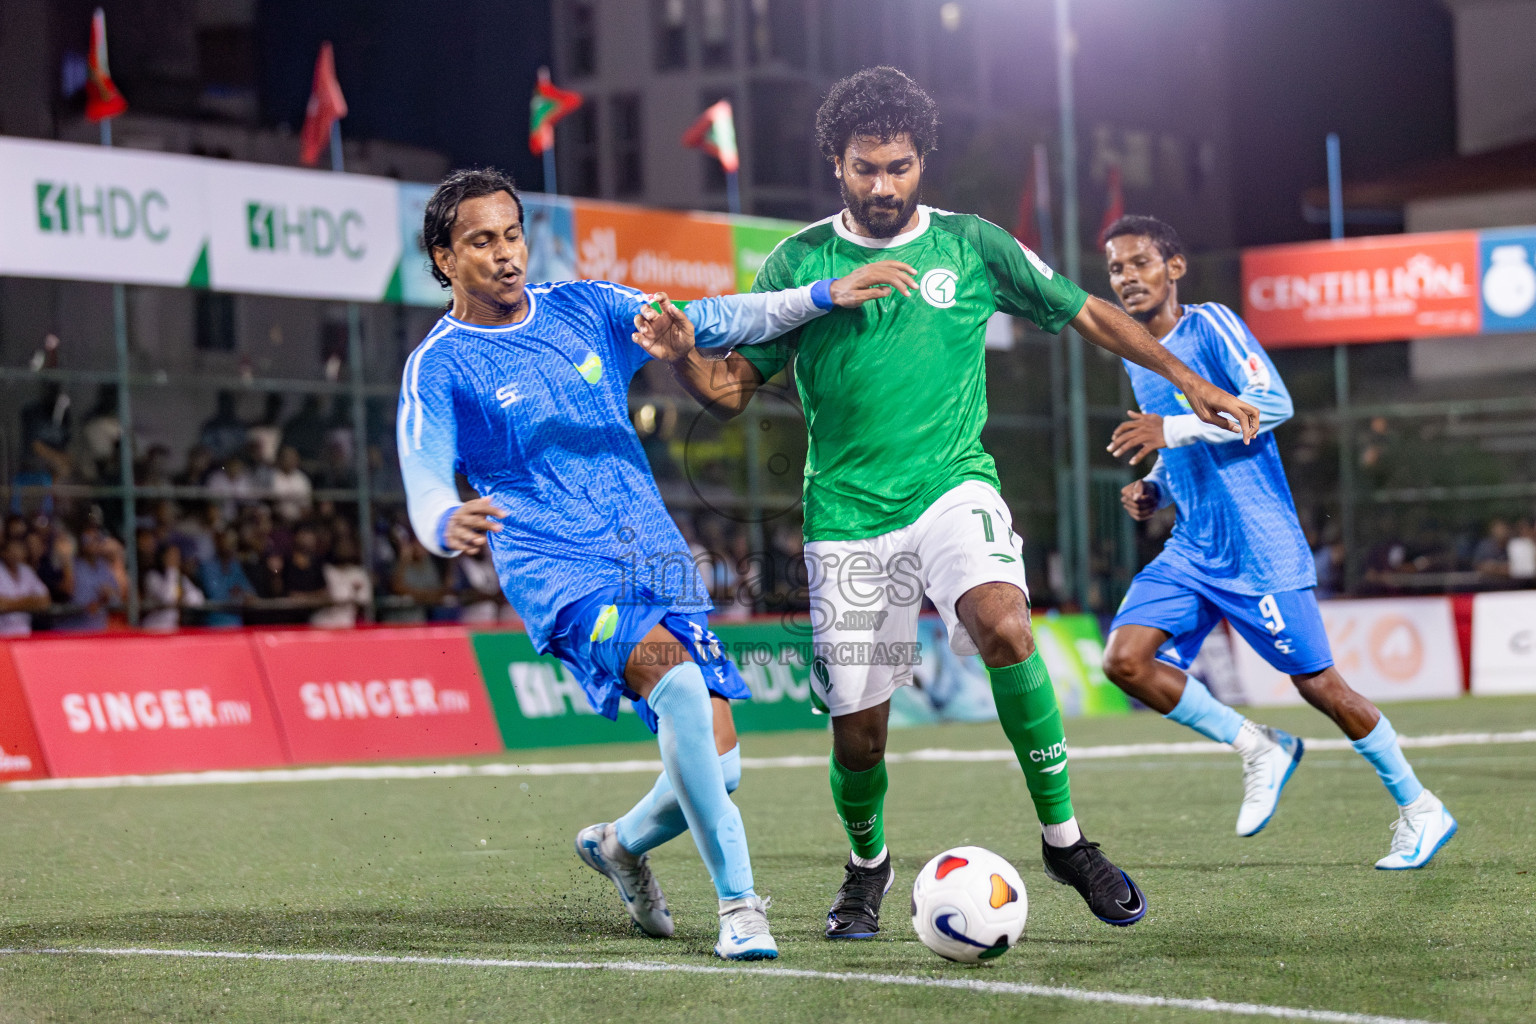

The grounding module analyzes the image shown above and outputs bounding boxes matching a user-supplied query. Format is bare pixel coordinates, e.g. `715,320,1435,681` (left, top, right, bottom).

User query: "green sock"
829,753,888,860
989,652,1075,826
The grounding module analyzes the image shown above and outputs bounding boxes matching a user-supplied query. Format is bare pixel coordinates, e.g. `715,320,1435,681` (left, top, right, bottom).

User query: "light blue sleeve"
1163,303,1294,448
398,338,463,558
686,284,832,351
1141,456,1174,510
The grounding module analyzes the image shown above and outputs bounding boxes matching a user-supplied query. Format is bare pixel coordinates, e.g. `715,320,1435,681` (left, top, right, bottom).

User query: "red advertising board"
0,643,49,780
573,200,736,300
1241,231,1481,347
9,634,288,777
251,627,502,764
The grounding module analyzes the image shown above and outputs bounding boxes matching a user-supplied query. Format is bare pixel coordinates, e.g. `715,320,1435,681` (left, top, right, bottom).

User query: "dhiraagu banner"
205,162,401,301
0,136,208,288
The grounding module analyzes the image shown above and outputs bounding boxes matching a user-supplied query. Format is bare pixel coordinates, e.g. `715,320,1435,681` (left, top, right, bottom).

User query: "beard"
840,179,920,239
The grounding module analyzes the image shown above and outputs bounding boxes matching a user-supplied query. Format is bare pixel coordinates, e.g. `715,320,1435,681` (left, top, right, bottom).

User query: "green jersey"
744,205,1088,542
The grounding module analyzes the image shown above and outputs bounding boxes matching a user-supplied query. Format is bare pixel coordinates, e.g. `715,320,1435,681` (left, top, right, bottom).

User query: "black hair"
1101,214,1184,262
814,66,940,163
421,168,524,288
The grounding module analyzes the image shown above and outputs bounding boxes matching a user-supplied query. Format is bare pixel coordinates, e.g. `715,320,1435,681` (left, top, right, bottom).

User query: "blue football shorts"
548,584,750,731
1109,560,1334,677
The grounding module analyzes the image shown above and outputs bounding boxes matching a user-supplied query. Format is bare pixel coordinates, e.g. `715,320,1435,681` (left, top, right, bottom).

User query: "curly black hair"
814,66,940,163
421,167,524,288
1101,214,1184,262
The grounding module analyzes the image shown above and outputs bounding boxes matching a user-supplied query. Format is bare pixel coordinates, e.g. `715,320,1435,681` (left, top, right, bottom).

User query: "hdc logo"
246,202,365,259
35,181,169,241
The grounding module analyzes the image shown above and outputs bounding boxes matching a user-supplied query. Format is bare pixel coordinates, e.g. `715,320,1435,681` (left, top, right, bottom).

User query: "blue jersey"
399,278,830,651
1126,302,1315,595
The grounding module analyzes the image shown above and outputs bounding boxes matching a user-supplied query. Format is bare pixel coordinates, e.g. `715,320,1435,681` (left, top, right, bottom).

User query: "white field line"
0,946,1446,1024
5,729,1535,794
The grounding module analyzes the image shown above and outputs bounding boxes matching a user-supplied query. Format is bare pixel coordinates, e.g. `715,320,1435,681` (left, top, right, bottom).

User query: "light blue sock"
647,664,754,900
1165,674,1246,745
615,744,741,856
1351,715,1424,806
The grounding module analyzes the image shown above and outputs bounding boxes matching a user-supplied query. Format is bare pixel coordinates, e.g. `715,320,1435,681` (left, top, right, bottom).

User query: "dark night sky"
253,0,1456,249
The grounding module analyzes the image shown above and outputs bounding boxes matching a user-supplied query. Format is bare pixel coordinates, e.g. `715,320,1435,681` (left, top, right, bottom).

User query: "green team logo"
589,604,619,643
1174,390,1192,412
575,352,603,384
36,181,170,241
920,267,959,308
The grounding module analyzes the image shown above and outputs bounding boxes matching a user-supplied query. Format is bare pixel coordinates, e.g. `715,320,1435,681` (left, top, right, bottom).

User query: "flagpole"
1056,0,1091,611
96,117,137,626
325,119,374,620
725,170,740,216
543,144,558,196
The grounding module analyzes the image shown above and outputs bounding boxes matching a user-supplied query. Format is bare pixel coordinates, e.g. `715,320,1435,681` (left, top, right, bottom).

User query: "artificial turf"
1,696,1533,1023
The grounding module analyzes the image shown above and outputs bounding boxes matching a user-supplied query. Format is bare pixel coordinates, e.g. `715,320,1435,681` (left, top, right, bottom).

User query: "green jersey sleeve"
738,239,802,380
965,216,1089,334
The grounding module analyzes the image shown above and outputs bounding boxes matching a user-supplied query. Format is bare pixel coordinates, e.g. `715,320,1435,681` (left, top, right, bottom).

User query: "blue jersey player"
399,169,912,958
1098,216,1457,870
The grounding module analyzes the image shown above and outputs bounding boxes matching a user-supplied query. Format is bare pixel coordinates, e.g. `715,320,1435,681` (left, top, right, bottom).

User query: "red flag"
300,42,348,167
1097,165,1125,243
529,68,583,156
85,8,128,122
1013,143,1057,269
682,100,740,174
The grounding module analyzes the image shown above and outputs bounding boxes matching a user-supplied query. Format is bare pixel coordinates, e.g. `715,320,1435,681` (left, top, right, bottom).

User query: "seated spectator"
1475,520,1513,577
452,547,508,624
314,535,372,628
198,528,254,628
284,524,331,609
246,393,285,467
282,395,328,468
141,544,204,631
268,446,313,523
57,525,126,631
136,443,174,488
206,457,256,520
388,536,446,623
199,391,248,462
18,382,73,482
79,385,123,481
0,535,50,637
175,444,214,487
1510,519,1536,582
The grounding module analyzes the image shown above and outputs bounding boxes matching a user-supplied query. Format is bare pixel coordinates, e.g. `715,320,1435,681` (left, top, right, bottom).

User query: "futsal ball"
910,846,1028,963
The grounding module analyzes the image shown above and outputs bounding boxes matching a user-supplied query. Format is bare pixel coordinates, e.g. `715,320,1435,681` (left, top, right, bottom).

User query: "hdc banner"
8,634,288,777
252,627,502,763
1230,597,1463,706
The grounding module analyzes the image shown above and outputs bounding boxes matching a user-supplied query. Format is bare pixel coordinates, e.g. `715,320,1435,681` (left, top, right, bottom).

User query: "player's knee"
974,609,1035,666
1102,644,1145,687
833,730,886,773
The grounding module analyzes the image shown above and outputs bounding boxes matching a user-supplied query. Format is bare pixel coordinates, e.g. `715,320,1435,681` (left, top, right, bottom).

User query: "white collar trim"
832,205,931,249
443,288,538,333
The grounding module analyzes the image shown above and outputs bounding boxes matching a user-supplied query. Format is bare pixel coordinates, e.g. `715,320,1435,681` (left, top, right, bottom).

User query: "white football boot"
1235,724,1305,837
715,895,778,961
1375,789,1458,870
575,822,674,937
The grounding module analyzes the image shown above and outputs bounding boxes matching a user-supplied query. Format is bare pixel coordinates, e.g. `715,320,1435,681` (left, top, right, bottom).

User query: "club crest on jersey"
1243,352,1271,389
496,383,522,408
575,351,603,384
920,267,959,308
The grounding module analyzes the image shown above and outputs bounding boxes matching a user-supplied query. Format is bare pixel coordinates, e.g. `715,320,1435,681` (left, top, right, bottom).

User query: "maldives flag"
299,42,348,167
1014,142,1057,268
529,68,583,155
85,8,128,122
682,99,739,174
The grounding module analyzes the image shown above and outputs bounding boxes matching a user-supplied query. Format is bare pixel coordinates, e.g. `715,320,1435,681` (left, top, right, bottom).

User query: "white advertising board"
1231,597,1463,706
1470,591,1536,695
205,163,402,301
0,136,208,288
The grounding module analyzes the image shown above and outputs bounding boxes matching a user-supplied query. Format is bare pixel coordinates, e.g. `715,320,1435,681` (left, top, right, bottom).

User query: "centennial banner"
1242,232,1481,346
9,634,288,777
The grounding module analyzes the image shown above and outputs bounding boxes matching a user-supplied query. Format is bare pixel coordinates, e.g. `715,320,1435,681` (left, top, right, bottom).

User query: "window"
565,104,602,197
568,2,597,77
611,94,644,197
195,292,237,352
701,0,733,68
654,0,689,71
748,0,806,68
749,79,812,187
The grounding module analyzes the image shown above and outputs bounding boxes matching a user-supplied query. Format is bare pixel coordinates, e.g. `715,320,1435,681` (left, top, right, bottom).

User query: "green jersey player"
637,67,1258,936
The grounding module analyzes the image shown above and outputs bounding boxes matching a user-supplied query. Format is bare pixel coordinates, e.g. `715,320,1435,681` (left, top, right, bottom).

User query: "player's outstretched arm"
1071,295,1260,443
633,293,767,420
